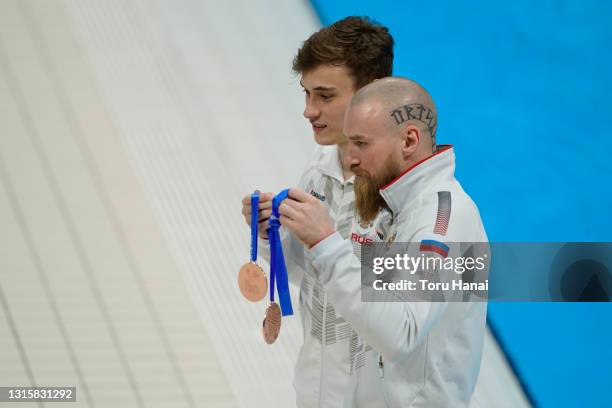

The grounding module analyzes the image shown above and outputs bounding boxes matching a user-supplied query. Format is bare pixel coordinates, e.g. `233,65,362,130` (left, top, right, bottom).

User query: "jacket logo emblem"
351,233,373,246
309,190,326,202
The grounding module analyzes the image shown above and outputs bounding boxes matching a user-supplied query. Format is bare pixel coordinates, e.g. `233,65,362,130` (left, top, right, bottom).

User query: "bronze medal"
262,302,281,344
238,262,267,302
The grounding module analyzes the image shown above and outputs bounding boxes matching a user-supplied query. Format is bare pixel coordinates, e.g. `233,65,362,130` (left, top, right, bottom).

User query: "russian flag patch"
419,239,449,258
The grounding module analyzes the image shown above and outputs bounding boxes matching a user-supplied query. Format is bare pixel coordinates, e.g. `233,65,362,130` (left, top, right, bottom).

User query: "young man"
279,77,488,407
241,17,394,408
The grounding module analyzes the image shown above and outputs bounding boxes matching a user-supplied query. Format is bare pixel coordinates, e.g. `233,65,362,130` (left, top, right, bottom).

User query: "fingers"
242,190,312,240
278,201,301,221
257,199,272,211
241,195,251,225
243,192,273,206
288,188,313,204
278,214,297,231
244,208,271,231
258,209,272,222
259,192,274,203
242,191,273,224
257,221,269,239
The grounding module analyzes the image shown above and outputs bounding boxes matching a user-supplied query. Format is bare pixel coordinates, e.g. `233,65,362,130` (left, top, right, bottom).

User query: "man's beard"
353,155,401,225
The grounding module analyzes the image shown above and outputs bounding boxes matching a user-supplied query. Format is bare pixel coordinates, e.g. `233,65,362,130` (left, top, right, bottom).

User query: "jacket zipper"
319,178,349,407
378,354,385,379
319,291,327,408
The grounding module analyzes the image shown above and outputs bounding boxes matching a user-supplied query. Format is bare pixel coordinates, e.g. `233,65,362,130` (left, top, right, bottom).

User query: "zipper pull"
378,355,384,379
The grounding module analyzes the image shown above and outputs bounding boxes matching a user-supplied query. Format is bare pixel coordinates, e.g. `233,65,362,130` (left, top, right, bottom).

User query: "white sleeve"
308,232,447,361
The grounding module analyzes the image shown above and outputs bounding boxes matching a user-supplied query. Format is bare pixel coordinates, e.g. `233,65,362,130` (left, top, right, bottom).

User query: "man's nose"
345,149,360,168
303,100,320,120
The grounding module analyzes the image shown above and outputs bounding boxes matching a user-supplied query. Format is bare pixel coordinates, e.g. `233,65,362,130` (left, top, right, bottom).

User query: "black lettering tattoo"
389,103,437,139
403,105,414,120
424,108,436,137
415,104,426,120
390,109,405,125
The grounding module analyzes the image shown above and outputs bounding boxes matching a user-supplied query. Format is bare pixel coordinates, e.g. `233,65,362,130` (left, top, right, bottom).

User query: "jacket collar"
380,145,455,215
315,145,353,184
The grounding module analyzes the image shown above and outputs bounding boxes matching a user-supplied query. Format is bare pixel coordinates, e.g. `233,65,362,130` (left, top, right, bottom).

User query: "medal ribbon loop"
250,191,260,262
268,189,294,316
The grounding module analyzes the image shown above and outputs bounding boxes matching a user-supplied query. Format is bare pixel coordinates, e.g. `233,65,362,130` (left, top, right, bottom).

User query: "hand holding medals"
240,190,293,344
238,191,268,302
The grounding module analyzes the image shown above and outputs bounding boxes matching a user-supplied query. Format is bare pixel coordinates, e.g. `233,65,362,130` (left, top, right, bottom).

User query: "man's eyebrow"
299,81,336,92
313,86,336,92
347,134,366,141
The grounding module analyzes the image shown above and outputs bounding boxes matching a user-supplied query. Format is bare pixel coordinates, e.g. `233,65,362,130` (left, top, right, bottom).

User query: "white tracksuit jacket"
258,145,380,408
307,146,488,408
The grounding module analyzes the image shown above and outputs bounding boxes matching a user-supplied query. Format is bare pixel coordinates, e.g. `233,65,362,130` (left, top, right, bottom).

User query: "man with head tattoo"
279,77,488,407
241,17,395,408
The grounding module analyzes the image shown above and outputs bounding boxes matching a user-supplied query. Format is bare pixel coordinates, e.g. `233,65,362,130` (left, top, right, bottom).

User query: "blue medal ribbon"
268,189,294,316
250,191,260,262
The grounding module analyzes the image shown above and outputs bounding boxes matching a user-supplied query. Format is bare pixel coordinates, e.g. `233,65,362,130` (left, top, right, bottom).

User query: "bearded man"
278,77,488,407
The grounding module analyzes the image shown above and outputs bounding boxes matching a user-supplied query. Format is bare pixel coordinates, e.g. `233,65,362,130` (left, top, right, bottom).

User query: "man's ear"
400,124,420,159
